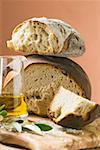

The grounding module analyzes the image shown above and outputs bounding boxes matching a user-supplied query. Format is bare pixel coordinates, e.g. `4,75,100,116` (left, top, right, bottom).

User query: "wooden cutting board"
0,115,100,150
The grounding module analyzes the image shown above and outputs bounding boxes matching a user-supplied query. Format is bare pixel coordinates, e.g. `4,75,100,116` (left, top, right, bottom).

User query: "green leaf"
0,110,7,117
34,123,53,131
0,105,5,111
23,124,42,135
12,122,22,133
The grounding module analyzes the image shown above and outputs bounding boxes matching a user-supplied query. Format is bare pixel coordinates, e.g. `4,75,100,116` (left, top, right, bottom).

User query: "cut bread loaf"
48,86,100,129
7,17,85,57
25,64,84,116
4,55,91,117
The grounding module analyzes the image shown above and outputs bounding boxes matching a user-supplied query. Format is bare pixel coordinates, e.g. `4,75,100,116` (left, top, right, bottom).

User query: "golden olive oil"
0,94,28,117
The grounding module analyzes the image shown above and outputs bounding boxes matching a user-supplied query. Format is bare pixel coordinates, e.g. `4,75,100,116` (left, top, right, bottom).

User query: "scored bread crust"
7,17,85,57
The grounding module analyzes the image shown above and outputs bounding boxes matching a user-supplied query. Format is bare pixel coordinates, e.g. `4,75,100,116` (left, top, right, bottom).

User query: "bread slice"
7,17,85,57
48,86,100,129
4,56,91,117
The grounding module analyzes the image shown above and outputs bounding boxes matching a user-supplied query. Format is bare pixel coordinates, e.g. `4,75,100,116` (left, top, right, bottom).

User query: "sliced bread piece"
7,17,85,57
48,86,100,129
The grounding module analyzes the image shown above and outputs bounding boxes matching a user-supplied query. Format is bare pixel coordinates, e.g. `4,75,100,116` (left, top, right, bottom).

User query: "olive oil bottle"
0,94,28,117
0,56,28,117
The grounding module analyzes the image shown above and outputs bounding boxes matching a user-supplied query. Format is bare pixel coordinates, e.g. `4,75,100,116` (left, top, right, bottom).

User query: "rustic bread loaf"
7,17,85,57
48,86,100,129
4,56,91,117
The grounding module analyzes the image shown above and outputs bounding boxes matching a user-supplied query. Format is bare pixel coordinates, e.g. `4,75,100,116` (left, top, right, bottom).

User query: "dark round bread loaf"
4,55,91,116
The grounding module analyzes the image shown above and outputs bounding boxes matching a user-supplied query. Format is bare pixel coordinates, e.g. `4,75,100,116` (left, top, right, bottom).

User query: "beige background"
0,0,100,103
